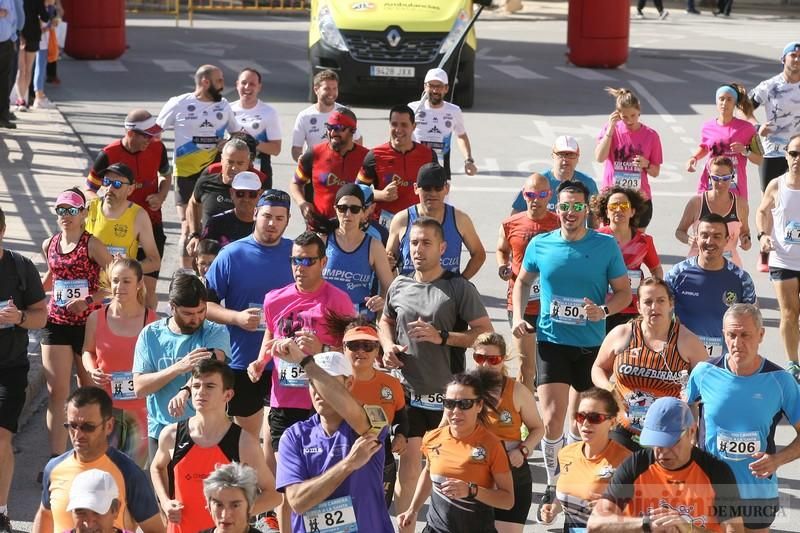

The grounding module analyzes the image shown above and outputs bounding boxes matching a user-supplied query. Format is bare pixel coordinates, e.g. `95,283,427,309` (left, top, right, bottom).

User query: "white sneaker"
635,11,645,18
33,98,56,109
659,10,670,19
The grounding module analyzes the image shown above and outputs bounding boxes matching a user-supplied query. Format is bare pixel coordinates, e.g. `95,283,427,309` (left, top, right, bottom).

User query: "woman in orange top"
591,277,707,451
397,369,513,533
473,333,544,533
82,258,157,467
540,387,632,531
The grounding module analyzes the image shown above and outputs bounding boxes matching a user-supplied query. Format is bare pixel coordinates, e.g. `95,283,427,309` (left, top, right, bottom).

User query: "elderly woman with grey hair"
200,463,261,533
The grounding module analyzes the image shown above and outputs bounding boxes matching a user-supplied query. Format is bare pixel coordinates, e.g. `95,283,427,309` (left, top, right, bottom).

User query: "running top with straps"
485,377,523,442
399,204,463,276
323,233,375,317
46,231,101,326
85,199,142,259
688,192,742,266
768,174,800,271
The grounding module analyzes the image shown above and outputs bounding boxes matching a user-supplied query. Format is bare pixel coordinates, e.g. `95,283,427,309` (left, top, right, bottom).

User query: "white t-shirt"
291,103,362,150
408,99,466,167
231,100,282,173
751,73,800,157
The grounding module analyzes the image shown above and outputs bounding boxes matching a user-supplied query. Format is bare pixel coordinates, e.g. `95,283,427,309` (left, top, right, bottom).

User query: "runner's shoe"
659,10,669,19
0,512,12,533
252,511,280,533
787,361,800,384
536,485,557,525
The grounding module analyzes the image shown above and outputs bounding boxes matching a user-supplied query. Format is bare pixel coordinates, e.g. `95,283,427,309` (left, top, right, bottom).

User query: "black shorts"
494,460,532,524
637,199,653,228
268,406,313,452
175,175,200,206
0,365,29,433
228,368,269,418
406,400,444,439
506,310,537,331
726,497,780,530
769,266,800,282
22,34,40,53
609,425,643,453
41,321,86,355
138,222,166,279
536,341,599,391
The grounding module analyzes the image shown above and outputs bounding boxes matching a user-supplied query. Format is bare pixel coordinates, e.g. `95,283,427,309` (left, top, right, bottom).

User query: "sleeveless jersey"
399,204,462,275
769,174,800,271
294,142,369,219
613,318,690,434
598,226,660,314
688,192,742,266
322,233,375,317
485,377,523,442
47,231,101,325
85,199,142,259
167,421,242,533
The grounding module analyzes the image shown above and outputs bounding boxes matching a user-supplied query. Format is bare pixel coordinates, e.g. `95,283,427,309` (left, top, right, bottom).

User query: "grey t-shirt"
383,273,488,395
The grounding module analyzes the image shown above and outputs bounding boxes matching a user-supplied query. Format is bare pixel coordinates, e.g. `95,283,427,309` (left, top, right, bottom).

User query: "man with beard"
665,213,756,358
408,68,476,179
289,108,368,225
132,272,230,460
157,64,240,268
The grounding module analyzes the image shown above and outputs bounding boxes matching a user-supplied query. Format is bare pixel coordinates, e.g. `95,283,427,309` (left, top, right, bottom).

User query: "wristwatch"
465,158,475,164
601,305,610,318
757,231,767,241
299,354,315,369
179,385,191,394
84,295,95,306
518,444,529,457
439,330,449,346
641,514,652,532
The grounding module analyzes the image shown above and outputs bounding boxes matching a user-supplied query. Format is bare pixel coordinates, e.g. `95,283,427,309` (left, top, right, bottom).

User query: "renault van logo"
386,29,402,48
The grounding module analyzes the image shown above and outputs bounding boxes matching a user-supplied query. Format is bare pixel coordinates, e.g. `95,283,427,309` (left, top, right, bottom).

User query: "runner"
497,173,559,393
200,170,262,248
592,277,708,451
473,333,544,533
396,369,513,533
594,87,663,229
538,388,632,530
231,68,281,178
408,68,477,179
194,239,220,282
755,134,800,382
687,83,762,200
201,463,264,533
687,304,800,533
81,258,158,468
593,186,663,332
665,213,756,358
40,188,112,469
677,155,752,268
65,469,133,533
511,179,630,524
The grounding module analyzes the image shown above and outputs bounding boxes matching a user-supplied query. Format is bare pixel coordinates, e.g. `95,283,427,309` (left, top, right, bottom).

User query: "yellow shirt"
85,198,141,258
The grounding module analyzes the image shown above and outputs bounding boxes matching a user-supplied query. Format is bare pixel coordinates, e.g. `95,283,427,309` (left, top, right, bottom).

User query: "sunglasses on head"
557,202,587,213
710,174,734,182
235,190,260,199
787,150,800,159
102,177,131,189
523,190,549,200
63,418,108,433
473,353,504,365
443,398,479,410
345,340,379,352
55,206,83,216
607,201,631,212
291,256,321,267
420,185,445,192
335,204,364,214
575,411,614,424
325,124,350,132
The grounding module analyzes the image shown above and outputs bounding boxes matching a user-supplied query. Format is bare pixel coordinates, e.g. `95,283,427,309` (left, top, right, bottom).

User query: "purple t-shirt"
695,117,757,199
599,121,663,199
263,281,354,409
276,415,393,533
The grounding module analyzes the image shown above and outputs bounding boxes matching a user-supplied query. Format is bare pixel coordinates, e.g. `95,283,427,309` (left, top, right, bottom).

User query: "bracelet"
179,385,190,394
299,354,315,369
467,482,478,500
17,310,26,326
465,158,475,164
189,232,201,239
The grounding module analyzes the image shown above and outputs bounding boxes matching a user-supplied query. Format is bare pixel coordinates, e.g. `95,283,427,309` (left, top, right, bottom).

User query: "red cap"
327,111,357,130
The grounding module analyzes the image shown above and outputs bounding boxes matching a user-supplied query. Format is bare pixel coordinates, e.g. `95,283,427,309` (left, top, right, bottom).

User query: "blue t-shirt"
522,229,627,347
276,415,393,533
664,257,756,357
511,169,598,212
205,235,293,370
687,356,800,500
132,318,230,439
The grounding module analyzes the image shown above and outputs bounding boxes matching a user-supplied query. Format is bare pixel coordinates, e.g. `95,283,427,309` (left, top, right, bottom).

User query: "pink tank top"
46,231,101,325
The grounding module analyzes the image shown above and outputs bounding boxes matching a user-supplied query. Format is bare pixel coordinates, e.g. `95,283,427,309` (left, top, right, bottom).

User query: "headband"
327,111,357,130
124,116,162,136
715,85,739,103
54,190,85,209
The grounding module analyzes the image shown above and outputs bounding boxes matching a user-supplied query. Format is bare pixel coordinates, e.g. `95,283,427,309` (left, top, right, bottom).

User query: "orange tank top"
485,377,524,442
613,318,690,433
351,370,406,424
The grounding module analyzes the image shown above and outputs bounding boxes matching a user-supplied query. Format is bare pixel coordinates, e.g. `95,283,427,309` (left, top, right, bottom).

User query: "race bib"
717,429,761,461
111,371,136,401
550,295,587,326
698,336,723,358
0,300,13,329
53,279,89,307
277,358,308,388
302,495,357,533
408,388,443,411
107,245,127,257
249,302,266,332
784,221,800,244
378,210,395,230
529,274,541,302
613,161,642,190
628,269,642,291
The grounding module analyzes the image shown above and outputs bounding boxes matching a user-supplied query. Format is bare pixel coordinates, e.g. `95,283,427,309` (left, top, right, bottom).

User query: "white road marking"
681,136,696,144
153,59,195,72
672,126,686,134
624,68,685,83
490,65,548,80
87,61,127,72
221,60,270,75
628,80,676,124
683,69,745,83
555,66,616,81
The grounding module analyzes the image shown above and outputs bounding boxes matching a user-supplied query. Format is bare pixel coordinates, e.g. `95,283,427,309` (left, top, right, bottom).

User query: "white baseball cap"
231,171,262,191
314,351,353,377
553,135,580,153
424,68,449,85
66,469,119,514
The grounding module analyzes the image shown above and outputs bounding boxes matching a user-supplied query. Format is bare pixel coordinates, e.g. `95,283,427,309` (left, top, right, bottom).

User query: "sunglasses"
553,152,578,160
102,177,131,189
291,256,322,267
575,411,614,425
786,150,800,159
345,340,379,352
557,202,587,213
607,201,631,212
420,185,445,193
473,353,504,365
443,398,479,410
335,204,364,214
63,418,109,433
523,190,549,200
55,206,83,216
325,124,350,132
235,190,260,199
710,174,734,182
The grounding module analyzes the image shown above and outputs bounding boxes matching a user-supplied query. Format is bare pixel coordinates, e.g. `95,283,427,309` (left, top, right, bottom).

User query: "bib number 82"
324,511,345,526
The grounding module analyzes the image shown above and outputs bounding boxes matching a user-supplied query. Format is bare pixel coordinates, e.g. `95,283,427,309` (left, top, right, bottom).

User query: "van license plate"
370,66,415,78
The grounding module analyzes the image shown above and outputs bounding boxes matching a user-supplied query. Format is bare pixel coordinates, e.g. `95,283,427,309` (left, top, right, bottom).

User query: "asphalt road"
8,3,800,532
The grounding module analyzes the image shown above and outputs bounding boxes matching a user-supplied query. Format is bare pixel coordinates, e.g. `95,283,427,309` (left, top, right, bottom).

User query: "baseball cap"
257,189,291,209
335,183,365,205
231,171,262,191
553,135,579,154
638,397,694,448
417,162,447,188
124,115,162,136
102,162,135,184
424,68,449,85
314,351,353,377
357,184,374,207
343,325,380,343
55,190,86,209
327,110,357,129
782,41,800,61
66,469,119,514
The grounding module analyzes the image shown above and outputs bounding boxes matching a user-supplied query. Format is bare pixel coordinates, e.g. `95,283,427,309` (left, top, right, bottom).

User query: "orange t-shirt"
351,370,406,424
485,377,524,442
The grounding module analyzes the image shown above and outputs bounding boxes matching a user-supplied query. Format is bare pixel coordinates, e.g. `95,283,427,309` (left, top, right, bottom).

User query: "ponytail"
449,368,503,425
730,82,755,119
605,86,640,111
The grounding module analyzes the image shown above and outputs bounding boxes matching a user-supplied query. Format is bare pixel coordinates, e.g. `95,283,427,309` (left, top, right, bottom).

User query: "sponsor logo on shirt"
499,410,513,425
303,446,323,454
470,445,487,463
723,291,738,306
380,386,393,401
597,465,616,479
680,290,700,297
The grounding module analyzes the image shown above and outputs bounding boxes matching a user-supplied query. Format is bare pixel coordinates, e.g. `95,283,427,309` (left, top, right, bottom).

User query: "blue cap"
782,41,800,61
638,397,694,448
257,189,290,209
357,183,374,207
